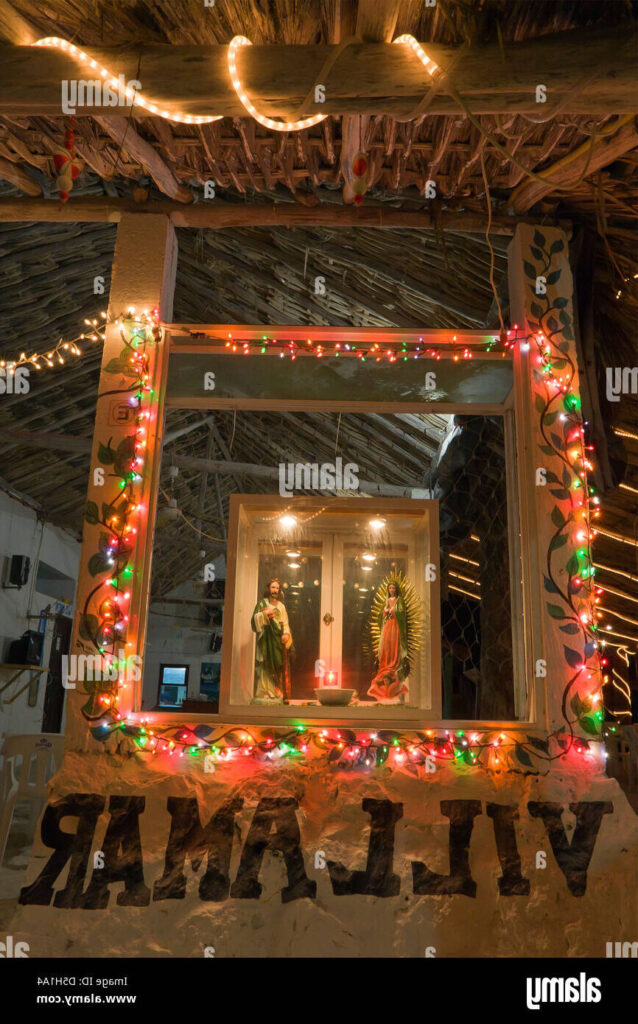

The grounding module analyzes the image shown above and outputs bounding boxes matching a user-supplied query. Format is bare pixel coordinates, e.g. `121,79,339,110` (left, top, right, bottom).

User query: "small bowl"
314,687,356,706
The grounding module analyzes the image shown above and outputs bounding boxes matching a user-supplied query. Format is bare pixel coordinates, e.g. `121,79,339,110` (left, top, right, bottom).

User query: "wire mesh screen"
431,415,516,719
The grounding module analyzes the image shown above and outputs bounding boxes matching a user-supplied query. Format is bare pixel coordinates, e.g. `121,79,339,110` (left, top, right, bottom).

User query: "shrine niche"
222,496,438,716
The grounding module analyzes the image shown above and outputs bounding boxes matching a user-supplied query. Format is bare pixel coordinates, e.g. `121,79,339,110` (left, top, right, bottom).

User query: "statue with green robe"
251,578,293,702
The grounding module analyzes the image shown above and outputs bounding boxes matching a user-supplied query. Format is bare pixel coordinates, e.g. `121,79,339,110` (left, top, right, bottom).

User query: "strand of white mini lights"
33,34,439,130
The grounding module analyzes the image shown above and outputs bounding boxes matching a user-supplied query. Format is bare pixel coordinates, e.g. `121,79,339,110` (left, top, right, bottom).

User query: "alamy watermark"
606,366,638,403
279,458,359,497
526,973,601,1010
61,75,141,116
61,651,142,689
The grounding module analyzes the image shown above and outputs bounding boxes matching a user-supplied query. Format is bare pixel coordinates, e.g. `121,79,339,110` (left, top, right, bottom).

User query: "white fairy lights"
32,36,222,125
33,33,439,130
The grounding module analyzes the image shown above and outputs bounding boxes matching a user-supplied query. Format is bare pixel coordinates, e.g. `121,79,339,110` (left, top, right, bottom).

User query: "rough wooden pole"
0,24,636,117
0,195,571,235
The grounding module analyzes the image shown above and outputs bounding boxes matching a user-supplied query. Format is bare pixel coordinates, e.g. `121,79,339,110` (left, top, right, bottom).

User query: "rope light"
619,482,638,497
32,37,222,125
227,35,326,132
33,33,439,132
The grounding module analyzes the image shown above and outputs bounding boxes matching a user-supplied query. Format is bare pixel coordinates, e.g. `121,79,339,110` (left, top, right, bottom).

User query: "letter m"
296,463,318,490
153,796,243,902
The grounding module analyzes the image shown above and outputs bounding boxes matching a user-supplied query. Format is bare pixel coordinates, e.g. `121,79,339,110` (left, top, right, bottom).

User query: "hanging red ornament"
53,120,82,203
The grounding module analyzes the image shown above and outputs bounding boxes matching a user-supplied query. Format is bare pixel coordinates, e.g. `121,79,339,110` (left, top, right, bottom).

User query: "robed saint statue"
251,578,293,701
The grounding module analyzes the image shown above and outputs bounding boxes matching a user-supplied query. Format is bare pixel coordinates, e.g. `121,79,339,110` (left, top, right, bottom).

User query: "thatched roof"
0,0,636,655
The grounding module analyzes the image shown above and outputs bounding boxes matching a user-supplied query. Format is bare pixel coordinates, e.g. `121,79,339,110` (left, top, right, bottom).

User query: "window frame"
133,326,539,732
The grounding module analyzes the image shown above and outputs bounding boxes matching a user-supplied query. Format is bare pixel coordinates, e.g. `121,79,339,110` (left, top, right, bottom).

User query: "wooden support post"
65,214,176,750
508,224,604,740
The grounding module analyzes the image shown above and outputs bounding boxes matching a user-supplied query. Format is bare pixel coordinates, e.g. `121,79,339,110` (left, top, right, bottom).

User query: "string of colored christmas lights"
90,717,604,774
78,312,161,721
4,320,520,379
198,328,520,361
527,263,617,744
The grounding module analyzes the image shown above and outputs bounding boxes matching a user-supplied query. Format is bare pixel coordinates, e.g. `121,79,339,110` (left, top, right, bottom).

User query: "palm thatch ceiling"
0,0,636,654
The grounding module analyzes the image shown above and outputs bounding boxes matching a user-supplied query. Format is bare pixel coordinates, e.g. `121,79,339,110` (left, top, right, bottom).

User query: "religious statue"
251,578,293,702
367,571,422,704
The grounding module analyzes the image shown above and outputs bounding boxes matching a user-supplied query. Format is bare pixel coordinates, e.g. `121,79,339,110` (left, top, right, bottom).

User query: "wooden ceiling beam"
0,25,636,116
509,116,638,214
0,195,570,234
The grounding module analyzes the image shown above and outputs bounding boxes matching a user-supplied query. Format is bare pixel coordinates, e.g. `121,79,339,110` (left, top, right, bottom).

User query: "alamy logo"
279,458,359,497
0,366,29,394
61,75,141,115
606,940,638,957
526,973,601,1010
61,651,142,689
606,366,638,403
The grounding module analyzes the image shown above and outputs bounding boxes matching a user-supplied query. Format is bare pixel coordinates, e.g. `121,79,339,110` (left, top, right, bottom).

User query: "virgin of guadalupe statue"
251,578,293,702
368,581,409,702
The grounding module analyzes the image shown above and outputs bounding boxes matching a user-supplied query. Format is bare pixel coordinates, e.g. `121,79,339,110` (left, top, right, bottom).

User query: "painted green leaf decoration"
533,230,546,249
557,340,570,353
88,552,111,577
579,716,599,736
549,488,571,501
551,505,566,528
549,239,564,254
78,613,99,642
566,553,580,575
524,260,537,279
530,246,544,261
559,623,580,634
547,603,568,619
85,500,99,524
562,466,572,488
554,297,568,309
530,301,543,318
546,269,561,285
104,358,138,377
556,730,570,751
535,392,547,414
547,316,559,333
552,359,568,371
549,533,568,551
527,735,550,755
571,694,585,717
563,645,583,670
559,310,571,326
562,326,574,341
539,444,554,456
515,743,534,767
97,442,115,464
544,470,560,484
544,574,560,593
544,411,559,426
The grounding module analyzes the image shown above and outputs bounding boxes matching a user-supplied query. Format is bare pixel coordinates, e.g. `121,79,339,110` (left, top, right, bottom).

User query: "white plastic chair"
0,733,64,865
